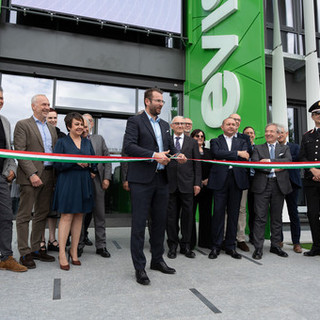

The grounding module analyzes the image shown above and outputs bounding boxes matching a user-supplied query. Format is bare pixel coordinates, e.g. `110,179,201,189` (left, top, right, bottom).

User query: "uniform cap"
308,100,320,113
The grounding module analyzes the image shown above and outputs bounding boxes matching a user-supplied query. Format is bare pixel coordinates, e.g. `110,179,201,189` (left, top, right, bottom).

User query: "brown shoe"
31,250,55,262
0,256,28,272
20,253,36,269
293,244,302,253
237,241,250,252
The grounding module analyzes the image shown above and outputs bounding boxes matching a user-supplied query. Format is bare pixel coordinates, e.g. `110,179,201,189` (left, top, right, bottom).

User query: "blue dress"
52,135,97,214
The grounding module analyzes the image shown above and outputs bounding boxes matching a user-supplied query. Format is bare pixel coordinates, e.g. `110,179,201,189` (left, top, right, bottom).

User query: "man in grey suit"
166,116,201,259
14,94,58,269
251,123,292,260
0,87,27,272
78,116,112,258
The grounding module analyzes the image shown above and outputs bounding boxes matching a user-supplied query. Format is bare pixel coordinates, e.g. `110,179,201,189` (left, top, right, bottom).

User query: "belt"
44,166,53,170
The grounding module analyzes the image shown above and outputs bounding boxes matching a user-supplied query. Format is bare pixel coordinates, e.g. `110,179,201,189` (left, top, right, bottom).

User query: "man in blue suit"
207,117,249,260
124,88,186,285
278,125,302,253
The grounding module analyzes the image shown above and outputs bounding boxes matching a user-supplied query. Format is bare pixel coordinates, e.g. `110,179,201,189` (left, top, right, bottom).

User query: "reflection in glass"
56,81,135,113
279,0,294,27
0,74,54,140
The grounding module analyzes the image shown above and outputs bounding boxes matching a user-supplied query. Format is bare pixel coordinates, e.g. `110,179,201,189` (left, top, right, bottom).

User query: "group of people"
0,90,112,272
0,87,320,287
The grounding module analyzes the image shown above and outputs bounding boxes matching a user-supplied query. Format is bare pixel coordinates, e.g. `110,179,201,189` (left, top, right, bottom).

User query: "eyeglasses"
185,123,192,126
172,122,185,126
149,98,165,105
195,134,204,138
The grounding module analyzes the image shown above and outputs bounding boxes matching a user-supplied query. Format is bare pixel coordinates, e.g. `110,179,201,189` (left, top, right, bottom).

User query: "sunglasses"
195,134,204,138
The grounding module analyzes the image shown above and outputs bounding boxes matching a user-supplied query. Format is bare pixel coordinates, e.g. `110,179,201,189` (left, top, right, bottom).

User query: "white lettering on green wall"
201,0,240,128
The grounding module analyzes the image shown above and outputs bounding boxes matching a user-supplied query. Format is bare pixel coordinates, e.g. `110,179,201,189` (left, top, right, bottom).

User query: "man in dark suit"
0,87,27,272
278,125,302,253
230,114,252,252
299,100,320,256
14,94,58,268
251,123,292,260
124,88,186,285
166,116,201,259
207,117,249,260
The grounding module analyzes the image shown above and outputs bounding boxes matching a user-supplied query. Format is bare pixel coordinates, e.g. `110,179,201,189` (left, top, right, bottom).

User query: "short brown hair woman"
52,112,97,270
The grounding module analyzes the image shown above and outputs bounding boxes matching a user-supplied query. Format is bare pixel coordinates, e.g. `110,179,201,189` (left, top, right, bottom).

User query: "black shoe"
150,261,176,274
167,247,177,259
136,269,150,285
84,236,93,246
96,248,111,258
47,240,59,252
208,249,220,259
180,247,187,254
20,253,36,269
270,246,288,257
303,248,320,256
77,247,83,258
225,249,242,259
31,250,55,262
184,249,196,258
237,241,250,252
252,248,263,260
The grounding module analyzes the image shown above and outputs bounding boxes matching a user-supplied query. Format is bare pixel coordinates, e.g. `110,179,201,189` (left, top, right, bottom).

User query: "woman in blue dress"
53,112,97,270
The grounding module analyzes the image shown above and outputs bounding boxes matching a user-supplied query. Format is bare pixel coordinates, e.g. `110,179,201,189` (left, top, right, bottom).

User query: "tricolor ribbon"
0,149,319,169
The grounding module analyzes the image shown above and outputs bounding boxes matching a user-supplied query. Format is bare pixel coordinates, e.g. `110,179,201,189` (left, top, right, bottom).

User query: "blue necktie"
269,144,275,159
175,136,181,152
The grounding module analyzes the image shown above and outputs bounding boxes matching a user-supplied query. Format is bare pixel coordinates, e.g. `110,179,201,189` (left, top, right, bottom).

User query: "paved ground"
1,225,320,320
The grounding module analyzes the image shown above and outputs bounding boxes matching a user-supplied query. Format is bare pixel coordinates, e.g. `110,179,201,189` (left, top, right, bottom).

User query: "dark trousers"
253,179,284,249
304,184,320,250
0,176,14,260
191,187,213,249
282,186,301,244
211,170,243,251
167,190,194,250
129,172,168,271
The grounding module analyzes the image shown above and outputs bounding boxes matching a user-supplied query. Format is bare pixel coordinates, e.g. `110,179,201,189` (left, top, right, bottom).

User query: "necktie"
269,144,275,159
175,136,181,152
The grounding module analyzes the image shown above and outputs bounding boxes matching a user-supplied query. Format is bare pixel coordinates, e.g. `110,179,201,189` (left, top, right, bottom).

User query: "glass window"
315,0,320,32
0,74,54,140
279,0,294,27
56,81,136,113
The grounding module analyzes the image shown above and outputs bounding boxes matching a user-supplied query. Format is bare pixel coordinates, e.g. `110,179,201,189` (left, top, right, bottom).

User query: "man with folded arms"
208,117,249,260
14,94,57,269
251,123,292,260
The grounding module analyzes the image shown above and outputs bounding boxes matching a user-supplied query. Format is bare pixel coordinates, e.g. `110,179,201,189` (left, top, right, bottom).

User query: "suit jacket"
287,142,302,188
167,135,201,193
251,142,292,195
123,111,177,184
14,116,58,185
207,135,249,191
237,132,253,156
299,129,320,185
90,134,112,183
0,115,17,176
